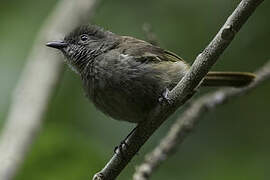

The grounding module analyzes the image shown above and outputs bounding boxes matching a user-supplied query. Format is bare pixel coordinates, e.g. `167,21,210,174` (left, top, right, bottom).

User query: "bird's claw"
159,88,171,104
114,140,128,156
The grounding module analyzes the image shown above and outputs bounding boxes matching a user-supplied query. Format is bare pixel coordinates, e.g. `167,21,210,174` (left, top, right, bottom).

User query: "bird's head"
46,25,118,73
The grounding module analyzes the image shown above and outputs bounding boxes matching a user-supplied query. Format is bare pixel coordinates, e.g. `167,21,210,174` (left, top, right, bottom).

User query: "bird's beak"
46,41,68,49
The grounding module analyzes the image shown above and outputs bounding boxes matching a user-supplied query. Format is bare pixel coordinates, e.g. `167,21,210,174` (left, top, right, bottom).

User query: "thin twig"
0,0,100,179
142,23,159,46
93,0,264,179
133,60,270,180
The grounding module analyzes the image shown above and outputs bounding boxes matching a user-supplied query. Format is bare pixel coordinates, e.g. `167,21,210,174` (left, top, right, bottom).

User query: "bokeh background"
0,0,270,179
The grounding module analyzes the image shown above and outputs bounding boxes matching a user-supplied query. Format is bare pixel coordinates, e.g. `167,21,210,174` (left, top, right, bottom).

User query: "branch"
142,23,159,46
133,60,270,180
0,0,100,179
93,0,264,179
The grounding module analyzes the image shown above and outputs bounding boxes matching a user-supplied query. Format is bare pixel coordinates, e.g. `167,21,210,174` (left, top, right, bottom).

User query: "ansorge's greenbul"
46,25,254,123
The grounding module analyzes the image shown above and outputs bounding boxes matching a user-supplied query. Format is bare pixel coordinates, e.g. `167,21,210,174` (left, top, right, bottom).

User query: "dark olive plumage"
46,25,255,123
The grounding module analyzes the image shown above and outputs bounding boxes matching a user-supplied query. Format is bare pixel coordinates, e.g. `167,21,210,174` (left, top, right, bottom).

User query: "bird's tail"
202,71,255,87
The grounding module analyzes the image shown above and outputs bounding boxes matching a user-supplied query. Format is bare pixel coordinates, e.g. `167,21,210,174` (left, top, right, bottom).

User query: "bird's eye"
80,34,89,42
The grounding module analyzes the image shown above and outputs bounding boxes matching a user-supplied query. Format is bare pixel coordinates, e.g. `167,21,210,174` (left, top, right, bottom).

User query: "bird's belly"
83,67,164,123
90,83,156,123
83,59,187,123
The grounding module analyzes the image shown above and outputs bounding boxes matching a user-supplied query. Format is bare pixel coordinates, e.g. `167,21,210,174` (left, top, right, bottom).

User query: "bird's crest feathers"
64,24,107,41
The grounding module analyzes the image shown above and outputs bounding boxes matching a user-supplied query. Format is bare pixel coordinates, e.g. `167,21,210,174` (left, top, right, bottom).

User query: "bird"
46,24,255,124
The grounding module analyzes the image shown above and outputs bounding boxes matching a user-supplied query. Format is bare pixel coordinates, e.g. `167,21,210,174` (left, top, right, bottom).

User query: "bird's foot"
113,126,138,157
114,140,128,156
159,88,171,104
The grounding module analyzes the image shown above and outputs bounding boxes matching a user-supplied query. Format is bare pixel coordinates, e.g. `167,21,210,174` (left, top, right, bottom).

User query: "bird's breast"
81,52,188,123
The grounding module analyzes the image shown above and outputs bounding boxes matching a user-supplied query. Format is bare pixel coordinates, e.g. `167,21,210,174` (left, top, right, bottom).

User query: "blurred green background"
0,0,270,179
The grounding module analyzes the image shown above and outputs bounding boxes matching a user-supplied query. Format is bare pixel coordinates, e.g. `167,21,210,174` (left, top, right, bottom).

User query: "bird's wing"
162,50,185,62
131,50,187,65
119,36,187,63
